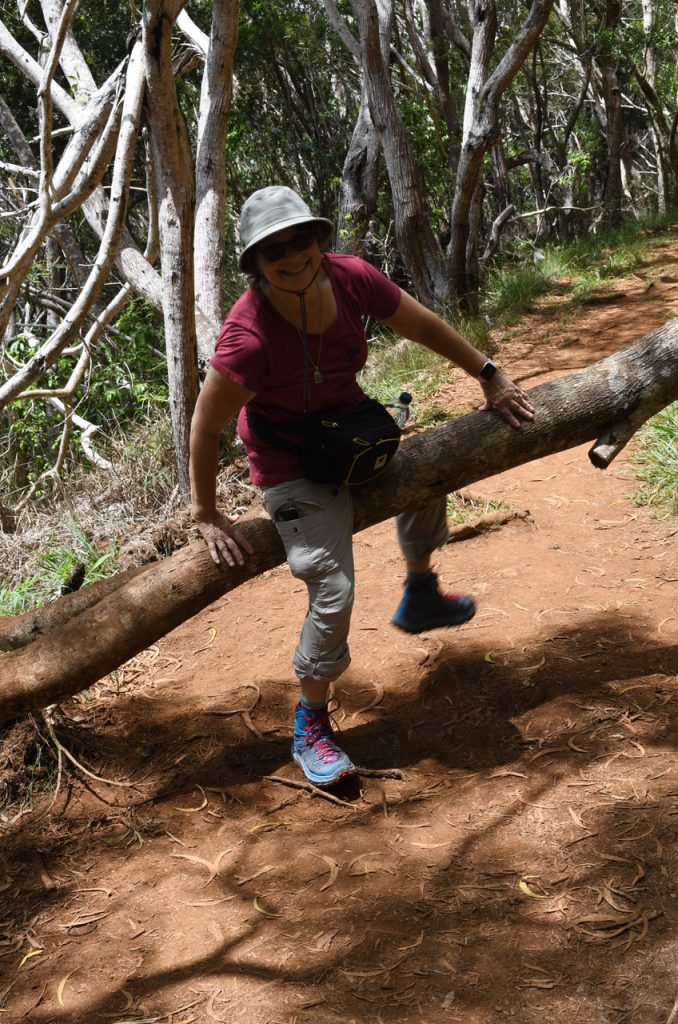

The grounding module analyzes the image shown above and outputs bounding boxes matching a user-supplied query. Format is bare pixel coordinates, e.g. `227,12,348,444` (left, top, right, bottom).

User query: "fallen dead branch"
1,325,677,722
446,508,532,542
263,773,359,810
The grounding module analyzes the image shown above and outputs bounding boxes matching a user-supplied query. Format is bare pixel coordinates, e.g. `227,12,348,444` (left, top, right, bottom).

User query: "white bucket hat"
238,186,333,272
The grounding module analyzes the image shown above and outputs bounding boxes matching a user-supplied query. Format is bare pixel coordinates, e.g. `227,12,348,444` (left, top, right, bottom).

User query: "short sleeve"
326,254,401,320
210,293,267,392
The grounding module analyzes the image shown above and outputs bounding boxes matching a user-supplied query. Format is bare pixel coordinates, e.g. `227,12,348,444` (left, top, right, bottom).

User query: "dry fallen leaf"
352,681,384,715
249,822,285,835
193,627,217,654
174,784,208,813
206,987,229,1023
19,949,43,967
348,852,395,876
519,879,549,899
567,806,587,829
308,854,339,892
253,896,281,918
170,848,231,885
57,969,78,1007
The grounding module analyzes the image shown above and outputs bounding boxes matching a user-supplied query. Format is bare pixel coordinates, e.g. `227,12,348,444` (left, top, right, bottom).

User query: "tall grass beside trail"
483,263,553,324
359,334,448,408
484,213,678,323
630,405,678,517
0,525,118,616
360,316,492,417
0,414,181,615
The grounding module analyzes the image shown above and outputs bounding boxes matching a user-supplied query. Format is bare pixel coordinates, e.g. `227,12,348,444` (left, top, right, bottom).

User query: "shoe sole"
292,751,357,787
391,604,476,634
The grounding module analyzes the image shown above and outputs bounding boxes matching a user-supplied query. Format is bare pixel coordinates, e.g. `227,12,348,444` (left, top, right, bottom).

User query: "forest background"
1,0,677,606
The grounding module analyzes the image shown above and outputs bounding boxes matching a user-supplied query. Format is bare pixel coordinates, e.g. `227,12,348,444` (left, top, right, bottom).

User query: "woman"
190,186,534,788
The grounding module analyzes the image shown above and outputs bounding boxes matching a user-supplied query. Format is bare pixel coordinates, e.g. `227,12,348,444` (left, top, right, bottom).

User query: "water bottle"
385,391,412,429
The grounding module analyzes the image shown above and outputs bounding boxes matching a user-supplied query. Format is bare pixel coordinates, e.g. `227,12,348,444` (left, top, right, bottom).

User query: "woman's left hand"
479,371,534,428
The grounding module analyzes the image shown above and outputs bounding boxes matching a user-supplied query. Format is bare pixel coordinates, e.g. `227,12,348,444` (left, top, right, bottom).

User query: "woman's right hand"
195,512,254,567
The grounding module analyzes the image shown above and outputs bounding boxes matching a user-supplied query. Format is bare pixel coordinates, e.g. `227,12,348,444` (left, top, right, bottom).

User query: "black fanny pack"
247,397,401,486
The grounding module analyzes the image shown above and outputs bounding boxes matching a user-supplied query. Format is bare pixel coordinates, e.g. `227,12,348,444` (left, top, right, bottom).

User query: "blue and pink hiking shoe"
391,571,476,634
292,703,356,787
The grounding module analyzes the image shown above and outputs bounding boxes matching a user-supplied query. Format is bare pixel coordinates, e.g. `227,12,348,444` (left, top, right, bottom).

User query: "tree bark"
1,326,676,723
447,0,553,311
337,85,382,256
193,0,239,358
596,0,624,226
142,0,200,498
349,0,446,306
0,43,145,409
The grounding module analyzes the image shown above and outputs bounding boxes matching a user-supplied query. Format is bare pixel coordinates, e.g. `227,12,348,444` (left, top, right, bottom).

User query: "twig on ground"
665,995,678,1024
38,709,141,789
206,684,265,737
264,793,301,815
263,774,359,810
353,766,403,779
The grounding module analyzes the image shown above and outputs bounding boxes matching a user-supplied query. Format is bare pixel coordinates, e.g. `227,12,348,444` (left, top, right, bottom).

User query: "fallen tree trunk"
1,324,676,723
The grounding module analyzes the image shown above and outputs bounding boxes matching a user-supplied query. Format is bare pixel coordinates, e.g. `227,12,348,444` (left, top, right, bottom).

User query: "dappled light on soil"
1,251,677,1023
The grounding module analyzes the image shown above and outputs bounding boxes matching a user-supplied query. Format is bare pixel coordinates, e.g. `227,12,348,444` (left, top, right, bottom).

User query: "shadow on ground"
2,610,677,1023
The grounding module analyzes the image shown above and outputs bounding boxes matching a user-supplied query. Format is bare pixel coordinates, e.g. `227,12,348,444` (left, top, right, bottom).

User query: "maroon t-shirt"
210,253,402,487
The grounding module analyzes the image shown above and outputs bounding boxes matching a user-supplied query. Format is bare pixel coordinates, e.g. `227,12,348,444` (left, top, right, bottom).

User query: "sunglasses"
256,228,317,263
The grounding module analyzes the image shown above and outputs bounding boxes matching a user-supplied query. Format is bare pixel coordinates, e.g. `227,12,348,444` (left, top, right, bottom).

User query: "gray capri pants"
263,479,448,682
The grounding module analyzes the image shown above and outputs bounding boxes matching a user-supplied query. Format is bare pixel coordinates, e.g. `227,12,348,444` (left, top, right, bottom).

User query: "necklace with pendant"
300,280,325,384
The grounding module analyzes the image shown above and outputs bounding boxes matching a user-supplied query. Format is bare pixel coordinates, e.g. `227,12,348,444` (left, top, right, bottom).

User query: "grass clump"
630,404,678,516
0,413,182,615
446,491,513,525
0,519,118,616
484,263,552,324
539,219,669,293
361,315,492,425
360,335,449,407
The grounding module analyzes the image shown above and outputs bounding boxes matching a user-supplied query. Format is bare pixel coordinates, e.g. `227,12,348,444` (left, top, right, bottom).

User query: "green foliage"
83,301,168,422
416,404,458,429
228,0,356,210
545,224,648,281
446,492,513,525
359,334,449,409
483,264,552,324
1,302,168,492
0,520,119,616
631,405,678,517
71,1,131,81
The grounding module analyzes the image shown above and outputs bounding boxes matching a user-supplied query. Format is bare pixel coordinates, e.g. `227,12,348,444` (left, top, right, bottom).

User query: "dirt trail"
1,241,677,1024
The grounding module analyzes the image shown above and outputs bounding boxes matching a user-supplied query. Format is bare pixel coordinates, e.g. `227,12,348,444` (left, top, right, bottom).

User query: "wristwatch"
478,358,498,382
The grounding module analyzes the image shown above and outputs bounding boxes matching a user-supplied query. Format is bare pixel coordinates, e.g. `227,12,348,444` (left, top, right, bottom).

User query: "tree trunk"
325,0,382,257
598,1,624,226
1,326,676,723
349,0,446,306
193,0,239,358
337,85,382,257
448,0,553,312
142,0,200,498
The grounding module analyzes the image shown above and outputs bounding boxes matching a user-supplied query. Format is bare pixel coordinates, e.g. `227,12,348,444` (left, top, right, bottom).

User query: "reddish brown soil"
1,242,677,1024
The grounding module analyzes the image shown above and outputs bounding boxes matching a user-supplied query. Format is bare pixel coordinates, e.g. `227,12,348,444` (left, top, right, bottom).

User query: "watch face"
480,360,497,381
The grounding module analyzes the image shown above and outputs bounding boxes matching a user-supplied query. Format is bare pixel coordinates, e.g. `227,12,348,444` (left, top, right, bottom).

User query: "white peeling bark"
193,0,239,362
143,0,199,498
0,42,145,408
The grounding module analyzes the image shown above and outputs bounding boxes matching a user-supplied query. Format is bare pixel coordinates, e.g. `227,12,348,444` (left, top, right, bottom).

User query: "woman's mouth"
281,260,310,277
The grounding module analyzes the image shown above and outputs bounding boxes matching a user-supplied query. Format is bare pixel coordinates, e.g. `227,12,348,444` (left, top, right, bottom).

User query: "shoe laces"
300,702,343,764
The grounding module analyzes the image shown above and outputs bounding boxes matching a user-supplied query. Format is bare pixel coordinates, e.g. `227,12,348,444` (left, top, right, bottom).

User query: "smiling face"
254,226,322,293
